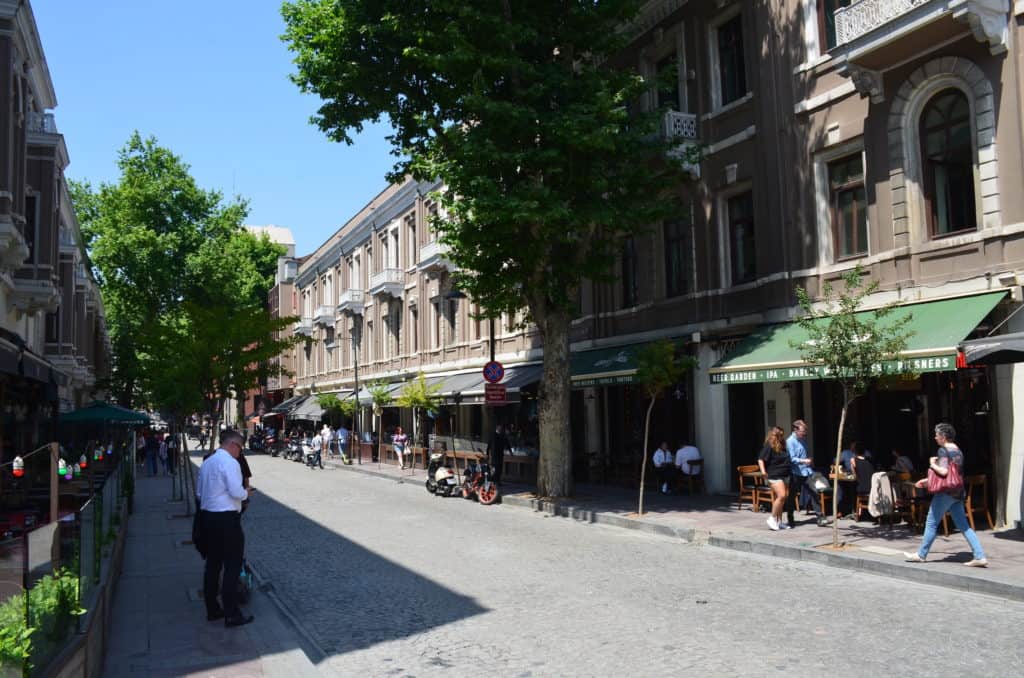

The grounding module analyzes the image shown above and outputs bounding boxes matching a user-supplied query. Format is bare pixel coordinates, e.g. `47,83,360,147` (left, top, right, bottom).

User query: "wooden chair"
755,476,776,513
736,465,760,511
965,474,994,531
682,459,705,495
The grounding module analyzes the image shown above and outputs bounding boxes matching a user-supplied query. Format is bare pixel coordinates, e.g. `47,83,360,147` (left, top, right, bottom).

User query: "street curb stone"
325,457,1024,601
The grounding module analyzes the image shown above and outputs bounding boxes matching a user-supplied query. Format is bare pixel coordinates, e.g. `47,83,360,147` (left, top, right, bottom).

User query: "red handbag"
926,456,963,494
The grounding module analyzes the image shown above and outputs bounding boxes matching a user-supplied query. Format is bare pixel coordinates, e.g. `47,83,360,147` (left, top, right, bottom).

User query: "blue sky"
33,0,396,255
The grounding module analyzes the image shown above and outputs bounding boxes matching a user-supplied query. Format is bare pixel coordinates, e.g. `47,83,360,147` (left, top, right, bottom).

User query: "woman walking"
758,426,792,531
393,426,409,469
905,423,988,567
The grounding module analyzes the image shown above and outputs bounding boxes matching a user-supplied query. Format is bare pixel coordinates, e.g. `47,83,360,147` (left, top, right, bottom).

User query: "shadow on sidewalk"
105,448,487,676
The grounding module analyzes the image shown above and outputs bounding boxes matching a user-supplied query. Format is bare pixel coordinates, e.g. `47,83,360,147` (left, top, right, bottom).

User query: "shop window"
828,154,867,259
920,89,977,237
664,216,693,298
726,192,755,285
712,12,747,108
621,236,638,308
817,0,851,51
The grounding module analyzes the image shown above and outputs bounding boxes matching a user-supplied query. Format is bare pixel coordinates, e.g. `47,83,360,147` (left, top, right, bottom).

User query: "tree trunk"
536,308,573,498
831,401,849,547
638,397,656,515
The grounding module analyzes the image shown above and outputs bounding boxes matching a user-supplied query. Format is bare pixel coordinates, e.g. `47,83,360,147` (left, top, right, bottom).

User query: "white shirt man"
652,442,675,495
310,432,323,452
675,444,702,476
196,445,248,514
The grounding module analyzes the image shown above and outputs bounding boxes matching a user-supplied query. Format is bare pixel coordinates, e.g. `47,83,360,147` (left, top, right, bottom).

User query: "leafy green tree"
71,133,291,431
792,265,914,546
315,393,345,427
634,341,696,516
281,0,692,498
367,381,393,463
396,372,443,451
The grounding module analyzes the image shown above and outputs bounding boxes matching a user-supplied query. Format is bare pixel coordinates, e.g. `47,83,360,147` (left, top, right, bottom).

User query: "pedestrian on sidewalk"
758,426,792,530
309,430,324,469
486,424,509,485
786,420,815,526
905,423,988,567
337,423,350,463
158,435,169,475
393,426,409,469
196,429,254,627
652,442,675,495
145,433,160,476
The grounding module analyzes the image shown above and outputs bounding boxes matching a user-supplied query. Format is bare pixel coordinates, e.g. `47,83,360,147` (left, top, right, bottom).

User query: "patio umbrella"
958,332,1024,366
58,401,151,426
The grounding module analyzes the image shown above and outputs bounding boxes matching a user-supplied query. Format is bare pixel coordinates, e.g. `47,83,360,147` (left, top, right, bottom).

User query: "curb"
326,456,1024,601
246,560,329,664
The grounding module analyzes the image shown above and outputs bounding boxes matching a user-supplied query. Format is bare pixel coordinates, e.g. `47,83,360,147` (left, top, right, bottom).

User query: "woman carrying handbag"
905,422,988,567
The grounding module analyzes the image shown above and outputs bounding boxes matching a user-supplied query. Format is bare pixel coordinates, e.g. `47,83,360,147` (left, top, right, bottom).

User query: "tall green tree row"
71,133,297,431
282,0,692,497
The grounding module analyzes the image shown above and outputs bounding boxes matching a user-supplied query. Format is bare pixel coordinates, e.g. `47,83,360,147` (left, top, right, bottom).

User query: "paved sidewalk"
325,455,1024,601
103,460,321,678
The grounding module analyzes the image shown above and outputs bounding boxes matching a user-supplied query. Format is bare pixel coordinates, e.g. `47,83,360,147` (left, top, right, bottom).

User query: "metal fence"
0,455,128,676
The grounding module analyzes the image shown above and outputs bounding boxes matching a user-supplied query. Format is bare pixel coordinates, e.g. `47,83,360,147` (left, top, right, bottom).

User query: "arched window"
919,89,976,237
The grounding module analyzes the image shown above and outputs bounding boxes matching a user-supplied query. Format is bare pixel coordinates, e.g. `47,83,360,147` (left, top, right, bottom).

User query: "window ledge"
793,53,833,76
702,92,753,122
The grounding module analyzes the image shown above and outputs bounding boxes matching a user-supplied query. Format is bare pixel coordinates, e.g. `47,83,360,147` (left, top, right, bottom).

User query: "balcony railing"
834,0,930,47
418,239,457,273
313,304,334,326
368,268,404,298
662,110,697,141
26,111,58,134
337,288,365,315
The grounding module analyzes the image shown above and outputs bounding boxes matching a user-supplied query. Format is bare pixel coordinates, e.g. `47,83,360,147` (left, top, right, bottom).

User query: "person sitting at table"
652,441,676,495
840,441,860,473
893,449,915,473
851,446,875,519
674,441,702,477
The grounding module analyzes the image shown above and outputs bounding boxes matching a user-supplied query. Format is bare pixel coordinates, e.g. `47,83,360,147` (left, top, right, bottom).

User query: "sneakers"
779,521,793,530
904,552,925,563
965,558,989,568
766,516,780,531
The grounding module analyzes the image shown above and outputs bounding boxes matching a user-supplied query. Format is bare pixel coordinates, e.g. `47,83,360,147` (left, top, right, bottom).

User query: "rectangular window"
410,308,418,353
818,1,852,51
45,311,60,343
727,192,756,285
433,302,441,349
828,154,868,258
664,216,693,298
447,299,458,344
621,237,638,308
24,195,37,262
405,213,417,268
656,53,680,111
716,14,747,107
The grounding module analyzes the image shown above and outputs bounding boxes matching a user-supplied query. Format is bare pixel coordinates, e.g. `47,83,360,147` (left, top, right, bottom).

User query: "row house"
568,0,1024,526
287,179,542,445
0,0,111,463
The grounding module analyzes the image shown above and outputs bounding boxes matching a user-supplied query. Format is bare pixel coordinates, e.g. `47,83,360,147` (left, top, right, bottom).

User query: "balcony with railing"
313,304,334,326
831,0,1008,97
337,288,365,315
662,110,700,178
26,111,58,135
293,317,314,337
418,239,457,273
368,267,404,298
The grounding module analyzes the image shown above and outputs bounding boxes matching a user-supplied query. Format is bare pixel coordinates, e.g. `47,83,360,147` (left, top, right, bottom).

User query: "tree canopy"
71,133,295,421
282,0,691,496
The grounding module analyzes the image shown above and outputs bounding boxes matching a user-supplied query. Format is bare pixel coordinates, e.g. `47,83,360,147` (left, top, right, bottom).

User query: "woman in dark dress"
758,426,792,531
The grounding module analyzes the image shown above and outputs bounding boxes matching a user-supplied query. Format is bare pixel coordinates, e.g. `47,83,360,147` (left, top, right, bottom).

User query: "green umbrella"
58,401,151,426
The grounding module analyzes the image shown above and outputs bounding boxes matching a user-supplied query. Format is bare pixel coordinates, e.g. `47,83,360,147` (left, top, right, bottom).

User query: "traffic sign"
484,383,507,405
482,360,505,384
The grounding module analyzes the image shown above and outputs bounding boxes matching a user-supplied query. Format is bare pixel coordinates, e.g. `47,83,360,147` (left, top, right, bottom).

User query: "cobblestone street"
241,455,1024,677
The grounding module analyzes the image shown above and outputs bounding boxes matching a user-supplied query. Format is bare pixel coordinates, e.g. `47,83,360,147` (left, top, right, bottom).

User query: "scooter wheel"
478,483,499,505
425,480,435,494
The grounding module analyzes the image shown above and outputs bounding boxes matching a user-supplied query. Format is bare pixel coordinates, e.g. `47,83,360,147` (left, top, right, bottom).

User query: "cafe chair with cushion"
755,476,776,514
736,465,760,511
965,475,995,531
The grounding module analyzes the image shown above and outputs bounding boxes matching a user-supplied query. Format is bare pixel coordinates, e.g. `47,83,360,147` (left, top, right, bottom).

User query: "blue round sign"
482,361,505,384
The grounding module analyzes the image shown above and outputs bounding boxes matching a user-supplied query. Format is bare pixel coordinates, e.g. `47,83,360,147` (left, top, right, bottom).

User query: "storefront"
707,291,1014,522
570,342,694,486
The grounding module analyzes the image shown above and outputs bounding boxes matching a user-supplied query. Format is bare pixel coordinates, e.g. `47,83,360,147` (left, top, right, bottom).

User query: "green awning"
709,291,1007,384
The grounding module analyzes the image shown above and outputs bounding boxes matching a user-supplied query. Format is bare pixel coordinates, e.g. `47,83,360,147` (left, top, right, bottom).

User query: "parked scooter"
425,453,460,497
460,456,499,505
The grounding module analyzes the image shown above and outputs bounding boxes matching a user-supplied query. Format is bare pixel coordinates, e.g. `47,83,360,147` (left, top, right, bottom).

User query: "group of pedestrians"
307,422,352,469
136,431,178,476
756,419,988,567
651,440,703,494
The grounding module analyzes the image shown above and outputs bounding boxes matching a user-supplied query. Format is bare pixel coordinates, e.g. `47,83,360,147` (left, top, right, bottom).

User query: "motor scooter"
460,456,499,505
425,453,460,497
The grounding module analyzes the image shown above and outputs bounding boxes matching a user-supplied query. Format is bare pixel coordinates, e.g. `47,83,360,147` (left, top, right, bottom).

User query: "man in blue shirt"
786,419,814,527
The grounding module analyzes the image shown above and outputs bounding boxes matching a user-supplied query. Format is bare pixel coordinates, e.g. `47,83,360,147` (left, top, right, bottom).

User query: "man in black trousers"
196,429,254,627
486,423,510,485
